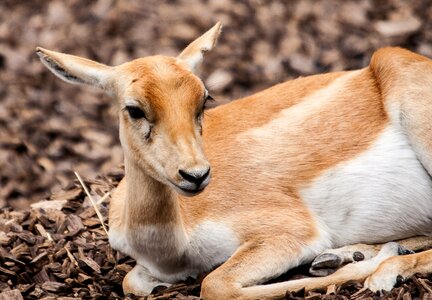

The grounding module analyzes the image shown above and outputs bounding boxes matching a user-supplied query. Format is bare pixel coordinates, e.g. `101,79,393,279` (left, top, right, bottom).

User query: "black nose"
178,168,210,187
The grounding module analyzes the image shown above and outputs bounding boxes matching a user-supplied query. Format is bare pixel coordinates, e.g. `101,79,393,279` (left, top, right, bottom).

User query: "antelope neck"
124,160,182,228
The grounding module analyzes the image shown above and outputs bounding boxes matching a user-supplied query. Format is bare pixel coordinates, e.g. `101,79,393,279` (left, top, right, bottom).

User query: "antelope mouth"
168,180,206,196
179,186,205,196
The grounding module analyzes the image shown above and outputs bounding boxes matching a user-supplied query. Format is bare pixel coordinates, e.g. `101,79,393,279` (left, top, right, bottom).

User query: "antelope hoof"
397,245,414,256
310,253,343,276
311,253,343,268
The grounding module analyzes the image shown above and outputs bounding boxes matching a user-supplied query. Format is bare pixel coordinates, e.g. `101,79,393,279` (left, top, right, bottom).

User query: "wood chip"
30,252,49,269
65,214,84,237
0,232,13,245
28,287,44,298
403,292,413,300
305,291,322,300
33,268,50,284
34,224,49,239
17,231,36,245
78,257,101,274
30,200,67,211
78,207,96,219
77,272,92,283
0,266,16,276
0,289,23,300
41,282,68,293
418,278,432,294
16,284,34,294
50,188,83,201
10,243,29,258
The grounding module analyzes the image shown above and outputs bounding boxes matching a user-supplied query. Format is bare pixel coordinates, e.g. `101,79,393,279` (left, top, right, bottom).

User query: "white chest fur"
109,221,239,283
300,125,432,247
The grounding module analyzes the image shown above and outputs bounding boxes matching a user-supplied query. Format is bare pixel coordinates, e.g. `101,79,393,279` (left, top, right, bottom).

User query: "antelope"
36,23,432,299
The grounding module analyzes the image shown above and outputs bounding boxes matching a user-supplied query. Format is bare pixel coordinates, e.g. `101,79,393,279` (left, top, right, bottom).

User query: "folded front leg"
200,238,321,300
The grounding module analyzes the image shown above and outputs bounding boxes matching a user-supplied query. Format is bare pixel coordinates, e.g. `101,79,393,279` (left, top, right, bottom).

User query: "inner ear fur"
36,47,113,90
177,22,222,72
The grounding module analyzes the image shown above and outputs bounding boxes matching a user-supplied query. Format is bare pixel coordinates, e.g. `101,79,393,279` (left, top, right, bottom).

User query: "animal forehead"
124,56,204,105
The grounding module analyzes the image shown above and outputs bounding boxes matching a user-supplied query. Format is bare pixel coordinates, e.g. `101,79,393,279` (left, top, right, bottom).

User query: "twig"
74,172,109,235
46,232,53,242
65,246,79,267
97,191,111,205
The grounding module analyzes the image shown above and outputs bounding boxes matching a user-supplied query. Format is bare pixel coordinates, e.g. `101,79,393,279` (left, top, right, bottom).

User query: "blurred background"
1,0,431,208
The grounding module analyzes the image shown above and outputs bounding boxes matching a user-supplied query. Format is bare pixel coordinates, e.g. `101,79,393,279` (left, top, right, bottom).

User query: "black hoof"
353,251,365,261
311,253,343,269
397,245,415,256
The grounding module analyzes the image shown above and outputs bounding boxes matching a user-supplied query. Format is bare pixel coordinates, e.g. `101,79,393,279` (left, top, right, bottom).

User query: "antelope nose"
178,167,210,187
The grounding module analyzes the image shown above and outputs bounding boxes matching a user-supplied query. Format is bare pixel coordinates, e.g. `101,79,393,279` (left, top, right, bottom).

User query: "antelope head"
36,23,222,196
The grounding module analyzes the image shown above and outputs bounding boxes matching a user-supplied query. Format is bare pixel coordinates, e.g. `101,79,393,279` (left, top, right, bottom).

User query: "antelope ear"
36,47,113,90
177,22,222,72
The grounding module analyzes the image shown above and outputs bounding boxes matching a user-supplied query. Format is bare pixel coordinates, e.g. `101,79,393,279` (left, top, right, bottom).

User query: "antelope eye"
203,94,214,110
126,106,146,119
206,94,214,102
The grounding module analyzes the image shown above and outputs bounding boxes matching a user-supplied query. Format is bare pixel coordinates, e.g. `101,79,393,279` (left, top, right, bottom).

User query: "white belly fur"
300,125,432,247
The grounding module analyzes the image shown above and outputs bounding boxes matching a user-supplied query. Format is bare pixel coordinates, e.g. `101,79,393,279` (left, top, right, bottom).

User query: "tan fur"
371,47,432,174
37,25,432,299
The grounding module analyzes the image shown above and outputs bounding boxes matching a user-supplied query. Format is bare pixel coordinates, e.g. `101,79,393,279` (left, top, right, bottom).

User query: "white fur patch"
187,221,239,268
111,221,239,283
300,125,432,247
108,227,133,256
